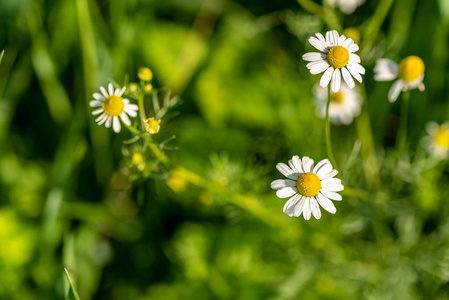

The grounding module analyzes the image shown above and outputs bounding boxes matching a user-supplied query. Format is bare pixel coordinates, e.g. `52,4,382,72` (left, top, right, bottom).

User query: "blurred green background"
1,0,449,299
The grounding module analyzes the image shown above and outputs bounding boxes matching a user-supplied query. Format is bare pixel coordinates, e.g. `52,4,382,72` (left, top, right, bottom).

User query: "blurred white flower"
303,30,365,93
90,83,139,133
313,83,362,125
423,121,449,158
326,0,365,14
374,56,425,102
271,156,344,220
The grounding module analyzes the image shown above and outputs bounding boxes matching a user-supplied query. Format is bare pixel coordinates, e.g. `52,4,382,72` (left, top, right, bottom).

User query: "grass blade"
64,268,81,300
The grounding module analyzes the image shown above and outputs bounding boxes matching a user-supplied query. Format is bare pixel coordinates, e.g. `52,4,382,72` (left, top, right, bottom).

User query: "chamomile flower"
90,83,139,133
422,122,449,158
303,30,365,93
374,56,425,102
271,156,344,220
313,83,362,125
326,0,365,14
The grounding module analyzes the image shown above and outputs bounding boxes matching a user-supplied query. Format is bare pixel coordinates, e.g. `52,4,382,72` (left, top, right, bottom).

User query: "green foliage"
1,0,449,299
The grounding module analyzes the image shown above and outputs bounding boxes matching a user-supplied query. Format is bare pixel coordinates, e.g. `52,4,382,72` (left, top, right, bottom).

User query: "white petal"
313,159,330,173
320,67,334,88
331,69,341,93
320,190,342,201
124,107,138,117
93,93,104,100
120,112,131,126
108,83,114,96
293,197,306,217
126,103,139,111
100,86,109,97
292,156,304,173
338,35,346,46
90,100,103,107
95,113,106,123
303,198,312,220
341,67,355,89
309,36,327,52
321,177,342,185
374,58,398,81
112,116,121,133
325,31,333,46
321,169,338,180
350,53,361,63
310,197,321,219
310,62,330,75
426,121,439,135
105,116,112,128
346,62,363,83
322,183,344,192
118,86,126,96
271,179,296,190
92,108,103,115
316,193,337,214
348,43,359,52
283,194,301,216
331,31,339,46
352,62,365,75
97,114,108,125
303,52,326,62
388,80,403,103
276,163,298,180
301,156,314,173
276,187,297,198
123,99,130,104
342,38,354,48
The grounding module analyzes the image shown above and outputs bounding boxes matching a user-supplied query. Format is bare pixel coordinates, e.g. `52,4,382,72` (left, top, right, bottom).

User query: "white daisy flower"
374,56,425,103
302,30,365,93
271,156,344,220
422,121,449,158
326,0,365,14
89,83,139,133
313,82,362,125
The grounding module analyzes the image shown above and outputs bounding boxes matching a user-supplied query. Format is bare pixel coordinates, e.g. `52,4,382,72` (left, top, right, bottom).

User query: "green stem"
397,90,410,153
137,92,147,128
325,86,339,171
356,83,381,189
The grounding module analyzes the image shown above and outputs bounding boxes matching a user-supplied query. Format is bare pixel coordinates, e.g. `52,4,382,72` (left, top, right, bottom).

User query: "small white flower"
90,83,139,133
313,83,362,125
374,56,425,103
326,0,365,14
271,156,344,220
303,30,365,93
422,121,449,158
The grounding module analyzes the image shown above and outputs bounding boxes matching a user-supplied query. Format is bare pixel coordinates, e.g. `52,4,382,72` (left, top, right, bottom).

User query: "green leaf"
0,50,4,65
64,268,81,300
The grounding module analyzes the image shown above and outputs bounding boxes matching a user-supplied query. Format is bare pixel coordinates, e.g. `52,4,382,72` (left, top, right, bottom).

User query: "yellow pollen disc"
435,128,449,148
397,56,425,82
330,91,344,104
327,46,350,69
144,118,161,134
296,172,322,197
102,95,125,117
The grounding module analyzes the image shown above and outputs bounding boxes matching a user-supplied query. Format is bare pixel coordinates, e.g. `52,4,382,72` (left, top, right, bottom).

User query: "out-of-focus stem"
397,90,410,154
356,83,381,189
326,86,339,171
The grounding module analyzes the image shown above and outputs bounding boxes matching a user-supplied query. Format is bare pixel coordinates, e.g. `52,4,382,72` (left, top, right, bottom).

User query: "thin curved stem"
397,90,410,154
325,86,339,171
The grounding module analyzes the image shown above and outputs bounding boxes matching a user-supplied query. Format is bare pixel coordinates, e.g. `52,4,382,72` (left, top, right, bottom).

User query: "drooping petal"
320,67,334,88
293,197,306,217
388,80,404,103
120,112,131,126
105,116,112,128
331,68,341,93
374,58,398,81
341,67,355,88
310,197,321,219
112,116,121,133
316,193,337,214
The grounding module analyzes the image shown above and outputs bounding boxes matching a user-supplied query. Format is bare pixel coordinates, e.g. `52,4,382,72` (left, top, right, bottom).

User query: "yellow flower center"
138,67,153,82
132,153,143,164
102,95,125,117
330,91,344,104
397,56,425,82
144,118,161,134
342,28,360,45
327,46,350,69
296,172,322,197
435,128,449,148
